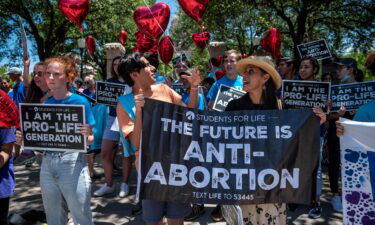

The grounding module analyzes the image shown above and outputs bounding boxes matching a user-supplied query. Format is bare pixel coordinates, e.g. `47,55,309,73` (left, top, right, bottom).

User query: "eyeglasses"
174,64,188,69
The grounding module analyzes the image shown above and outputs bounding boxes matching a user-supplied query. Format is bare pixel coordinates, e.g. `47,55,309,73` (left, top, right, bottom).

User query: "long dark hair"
25,80,44,103
260,69,278,110
111,56,122,80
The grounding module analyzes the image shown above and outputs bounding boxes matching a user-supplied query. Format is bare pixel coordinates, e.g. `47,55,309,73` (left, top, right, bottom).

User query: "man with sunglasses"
172,54,191,81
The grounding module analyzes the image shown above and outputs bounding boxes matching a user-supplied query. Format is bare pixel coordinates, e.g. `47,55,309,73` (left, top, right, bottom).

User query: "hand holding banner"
20,104,87,152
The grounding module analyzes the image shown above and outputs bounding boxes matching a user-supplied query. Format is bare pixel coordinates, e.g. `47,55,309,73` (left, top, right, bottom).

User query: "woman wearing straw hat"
224,56,326,224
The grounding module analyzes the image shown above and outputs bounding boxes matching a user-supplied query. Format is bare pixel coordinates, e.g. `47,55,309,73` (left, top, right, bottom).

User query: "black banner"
96,81,130,106
138,99,320,205
282,80,330,111
297,39,332,60
74,89,96,104
213,85,246,111
171,83,185,96
331,81,375,112
20,104,86,152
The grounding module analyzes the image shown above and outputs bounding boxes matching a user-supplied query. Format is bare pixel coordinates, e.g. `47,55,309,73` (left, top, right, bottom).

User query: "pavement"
9,155,343,225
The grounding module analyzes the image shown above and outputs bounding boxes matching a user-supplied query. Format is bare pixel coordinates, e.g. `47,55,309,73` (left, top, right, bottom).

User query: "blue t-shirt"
0,129,16,199
8,91,14,100
353,100,375,122
12,81,27,106
90,104,108,151
155,72,166,84
182,92,205,110
44,93,95,127
207,75,243,102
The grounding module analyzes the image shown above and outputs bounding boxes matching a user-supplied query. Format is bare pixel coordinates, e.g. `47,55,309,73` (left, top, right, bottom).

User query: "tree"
0,0,155,78
251,0,375,57
170,0,375,59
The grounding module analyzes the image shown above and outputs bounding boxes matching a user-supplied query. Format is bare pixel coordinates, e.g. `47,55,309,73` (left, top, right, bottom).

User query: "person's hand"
134,89,145,109
349,110,356,116
338,104,346,117
181,67,202,88
336,121,344,137
326,100,332,111
23,56,30,68
15,130,23,146
313,107,326,125
79,124,92,137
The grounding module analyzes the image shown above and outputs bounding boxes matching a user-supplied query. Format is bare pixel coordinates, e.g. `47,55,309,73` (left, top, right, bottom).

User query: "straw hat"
236,56,282,89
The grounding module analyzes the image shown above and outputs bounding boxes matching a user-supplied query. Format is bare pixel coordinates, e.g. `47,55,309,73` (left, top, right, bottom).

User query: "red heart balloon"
133,3,170,40
259,27,282,59
242,53,247,59
132,31,158,53
119,30,128,45
86,35,96,55
158,36,174,65
178,0,209,26
0,90,20,129
192,32,210,49
58,0,89,32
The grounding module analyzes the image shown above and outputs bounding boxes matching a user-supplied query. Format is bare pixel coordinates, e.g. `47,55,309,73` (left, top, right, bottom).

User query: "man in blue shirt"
207,50,243,109
7,67,27,106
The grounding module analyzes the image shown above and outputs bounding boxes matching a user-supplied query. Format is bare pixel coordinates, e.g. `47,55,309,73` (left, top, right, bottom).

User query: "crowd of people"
0,46,374,225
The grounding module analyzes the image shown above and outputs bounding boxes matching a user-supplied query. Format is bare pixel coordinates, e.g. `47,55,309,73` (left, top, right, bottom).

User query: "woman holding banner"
95,56,133,198
298,56,328,218
224,56,326,225
17,56,95,225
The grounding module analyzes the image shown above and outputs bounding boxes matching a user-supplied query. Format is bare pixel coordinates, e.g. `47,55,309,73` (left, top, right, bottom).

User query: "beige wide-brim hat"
236,56,282,89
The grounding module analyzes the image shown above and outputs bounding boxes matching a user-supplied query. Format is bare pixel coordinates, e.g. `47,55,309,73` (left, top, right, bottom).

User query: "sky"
1,0,180,70
156,0,179,34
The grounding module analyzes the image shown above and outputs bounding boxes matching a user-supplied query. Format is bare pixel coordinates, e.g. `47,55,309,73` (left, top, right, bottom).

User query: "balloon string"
141,0,177,53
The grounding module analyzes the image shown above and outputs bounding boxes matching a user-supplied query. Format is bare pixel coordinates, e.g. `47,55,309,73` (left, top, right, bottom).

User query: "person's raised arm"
23,56,31,87
182,67,201,108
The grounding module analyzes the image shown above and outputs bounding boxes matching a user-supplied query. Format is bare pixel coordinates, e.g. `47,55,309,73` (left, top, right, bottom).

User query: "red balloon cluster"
133,3,170,40
85,35,96,55
178,0,210,28
158,36,174,65
133,3,175,64
58,0,89,32
132,31,158,54
259,27,282,59
119,30,128,45
192,32,210,49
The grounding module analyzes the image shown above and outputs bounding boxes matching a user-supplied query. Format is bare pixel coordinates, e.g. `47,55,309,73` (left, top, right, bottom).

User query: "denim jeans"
316,137,324,197
40,152,93,225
